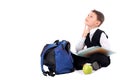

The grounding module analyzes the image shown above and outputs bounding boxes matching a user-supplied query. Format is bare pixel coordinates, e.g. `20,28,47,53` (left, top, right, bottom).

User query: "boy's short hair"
92,10,105,26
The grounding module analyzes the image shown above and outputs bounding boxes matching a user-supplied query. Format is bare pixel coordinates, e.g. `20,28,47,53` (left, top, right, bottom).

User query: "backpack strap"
54,40,70,51
61,40,70,53
61,40,74,63
41,44,56,76
43,71,55,77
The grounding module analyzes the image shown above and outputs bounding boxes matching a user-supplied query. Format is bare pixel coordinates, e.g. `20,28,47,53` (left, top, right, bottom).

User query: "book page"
76,46,114,57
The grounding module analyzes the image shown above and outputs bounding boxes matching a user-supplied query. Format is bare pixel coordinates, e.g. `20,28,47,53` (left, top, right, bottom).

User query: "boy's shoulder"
97,29,108,38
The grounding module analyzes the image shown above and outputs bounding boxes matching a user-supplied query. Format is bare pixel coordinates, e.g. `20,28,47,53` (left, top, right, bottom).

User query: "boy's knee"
103,60,110,67
102,57,111,67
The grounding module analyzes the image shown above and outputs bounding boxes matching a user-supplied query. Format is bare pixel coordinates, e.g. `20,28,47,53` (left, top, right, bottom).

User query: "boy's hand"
82,25,90,38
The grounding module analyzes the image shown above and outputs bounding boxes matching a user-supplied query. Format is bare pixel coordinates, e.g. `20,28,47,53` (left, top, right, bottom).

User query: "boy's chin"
84,22,89,26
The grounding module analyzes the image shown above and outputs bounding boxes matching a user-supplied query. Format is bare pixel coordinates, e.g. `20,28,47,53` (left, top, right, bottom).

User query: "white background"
0,0,120,80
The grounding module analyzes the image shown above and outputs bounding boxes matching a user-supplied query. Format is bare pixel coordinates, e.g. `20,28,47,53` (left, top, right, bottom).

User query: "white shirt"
76,28,110,52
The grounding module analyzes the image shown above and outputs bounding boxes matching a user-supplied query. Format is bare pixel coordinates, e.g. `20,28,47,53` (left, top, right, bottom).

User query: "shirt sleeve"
75,37,86,52
100,33,110,50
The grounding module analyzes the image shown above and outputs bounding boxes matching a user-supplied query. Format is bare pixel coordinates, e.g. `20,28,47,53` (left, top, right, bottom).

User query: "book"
76,46,114,57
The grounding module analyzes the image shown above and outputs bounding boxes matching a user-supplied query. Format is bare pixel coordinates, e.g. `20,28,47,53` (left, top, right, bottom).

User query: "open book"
76,46,114,57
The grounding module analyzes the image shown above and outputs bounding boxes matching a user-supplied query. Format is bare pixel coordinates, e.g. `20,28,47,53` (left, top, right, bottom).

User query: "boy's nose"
85,18,88,22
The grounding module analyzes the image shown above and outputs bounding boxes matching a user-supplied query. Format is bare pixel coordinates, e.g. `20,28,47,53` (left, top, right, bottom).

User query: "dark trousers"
71,53,111,70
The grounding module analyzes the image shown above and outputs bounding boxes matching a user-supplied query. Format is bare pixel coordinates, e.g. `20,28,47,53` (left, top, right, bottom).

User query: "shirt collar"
90,27,99,35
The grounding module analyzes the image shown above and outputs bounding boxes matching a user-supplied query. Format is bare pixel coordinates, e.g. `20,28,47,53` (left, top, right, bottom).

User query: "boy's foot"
91,61,101,70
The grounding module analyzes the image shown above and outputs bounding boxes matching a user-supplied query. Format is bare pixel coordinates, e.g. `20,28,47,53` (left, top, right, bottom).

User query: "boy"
72,10,111,70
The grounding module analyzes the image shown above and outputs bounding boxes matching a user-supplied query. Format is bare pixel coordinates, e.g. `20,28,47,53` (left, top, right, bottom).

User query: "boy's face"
85,11,100,28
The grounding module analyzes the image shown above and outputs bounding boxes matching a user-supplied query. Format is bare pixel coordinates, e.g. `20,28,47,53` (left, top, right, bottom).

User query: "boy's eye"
88,15,93,18
90,15,93,18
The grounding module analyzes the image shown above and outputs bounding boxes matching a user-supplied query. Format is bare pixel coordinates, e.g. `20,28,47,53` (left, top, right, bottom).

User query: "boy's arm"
76,25,90,52
100,33,110,50
82,25,90,38
75,37,86,52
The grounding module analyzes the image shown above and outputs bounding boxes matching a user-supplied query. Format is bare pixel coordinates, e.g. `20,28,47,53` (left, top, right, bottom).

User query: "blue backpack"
40,40,74,76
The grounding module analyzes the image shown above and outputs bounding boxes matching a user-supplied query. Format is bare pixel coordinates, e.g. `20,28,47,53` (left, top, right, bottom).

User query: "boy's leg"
89,53,111,67
71,53,89,70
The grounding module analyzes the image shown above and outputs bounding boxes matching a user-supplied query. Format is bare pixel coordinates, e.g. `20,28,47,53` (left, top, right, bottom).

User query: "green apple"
82,64,93,74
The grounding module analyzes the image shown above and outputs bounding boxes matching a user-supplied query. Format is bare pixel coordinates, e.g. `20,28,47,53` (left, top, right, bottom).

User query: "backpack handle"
54,40,59,45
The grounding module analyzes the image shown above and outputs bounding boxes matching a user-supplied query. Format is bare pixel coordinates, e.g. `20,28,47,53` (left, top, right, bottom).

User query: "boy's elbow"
75,46,83,52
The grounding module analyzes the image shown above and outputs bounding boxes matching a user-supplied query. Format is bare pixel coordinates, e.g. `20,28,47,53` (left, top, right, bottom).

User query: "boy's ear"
96,21,101,26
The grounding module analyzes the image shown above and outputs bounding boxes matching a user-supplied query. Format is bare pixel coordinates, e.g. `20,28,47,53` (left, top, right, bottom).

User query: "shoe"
91,61,101,71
